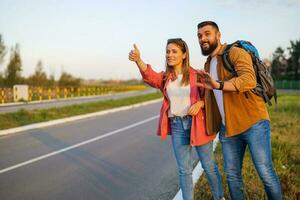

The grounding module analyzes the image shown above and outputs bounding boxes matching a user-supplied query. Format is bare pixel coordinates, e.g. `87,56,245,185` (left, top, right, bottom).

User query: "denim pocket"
170,117,179,127
250,120,270,134
182,117,192,131
170,118,182,133
170,117,191,145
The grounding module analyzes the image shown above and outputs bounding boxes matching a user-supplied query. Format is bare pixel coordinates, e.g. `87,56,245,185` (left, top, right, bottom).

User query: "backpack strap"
263,90,272,106
222,43,238,77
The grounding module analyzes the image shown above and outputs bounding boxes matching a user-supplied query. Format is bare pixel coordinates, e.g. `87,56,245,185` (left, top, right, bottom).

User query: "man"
196,21,282,200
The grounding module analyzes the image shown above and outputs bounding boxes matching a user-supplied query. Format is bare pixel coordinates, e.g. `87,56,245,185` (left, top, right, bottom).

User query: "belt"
170,115,191,120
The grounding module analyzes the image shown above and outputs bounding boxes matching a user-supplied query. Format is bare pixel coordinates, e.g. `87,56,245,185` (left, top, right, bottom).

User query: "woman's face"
166,43,186,68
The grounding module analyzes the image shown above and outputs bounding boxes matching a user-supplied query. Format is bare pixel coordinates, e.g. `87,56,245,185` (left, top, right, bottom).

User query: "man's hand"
197,70,219,90
188,100,204,116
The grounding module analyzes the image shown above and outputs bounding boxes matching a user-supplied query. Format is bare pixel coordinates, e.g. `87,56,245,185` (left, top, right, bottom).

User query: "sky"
0,0,300,80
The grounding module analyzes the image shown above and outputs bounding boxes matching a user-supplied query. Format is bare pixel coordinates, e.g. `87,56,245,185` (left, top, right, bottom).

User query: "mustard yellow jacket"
204,44,270,137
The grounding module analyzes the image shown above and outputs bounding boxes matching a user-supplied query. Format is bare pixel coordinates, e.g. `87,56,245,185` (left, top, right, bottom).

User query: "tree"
5,44,22,87
287,39,300,80
0,34,5,64
0,72,4,87
47,73,56,87
271,47,288,80
0,34,6,87
58,72,81,87
28,60,48,86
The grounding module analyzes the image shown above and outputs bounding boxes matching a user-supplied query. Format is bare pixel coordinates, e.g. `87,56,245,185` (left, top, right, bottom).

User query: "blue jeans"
219,120,282,200
170,116,224,200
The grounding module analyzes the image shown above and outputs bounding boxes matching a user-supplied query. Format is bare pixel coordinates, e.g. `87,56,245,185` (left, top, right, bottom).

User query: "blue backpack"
222,40,277,106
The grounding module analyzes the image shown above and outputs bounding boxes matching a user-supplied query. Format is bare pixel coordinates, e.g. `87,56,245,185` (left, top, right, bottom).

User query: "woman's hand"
188,100,204,116
129,44,141,62
128,44,147,72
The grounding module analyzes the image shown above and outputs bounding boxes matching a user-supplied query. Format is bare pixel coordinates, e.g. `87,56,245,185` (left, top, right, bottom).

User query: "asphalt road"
0,88,157,114
0,101,199,200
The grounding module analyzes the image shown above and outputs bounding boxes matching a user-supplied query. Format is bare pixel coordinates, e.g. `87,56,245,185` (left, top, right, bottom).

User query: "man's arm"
197,47,256,92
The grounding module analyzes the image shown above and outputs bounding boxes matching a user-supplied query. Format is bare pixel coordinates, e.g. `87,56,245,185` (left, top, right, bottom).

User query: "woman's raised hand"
129,44,141,62
128,44,147,72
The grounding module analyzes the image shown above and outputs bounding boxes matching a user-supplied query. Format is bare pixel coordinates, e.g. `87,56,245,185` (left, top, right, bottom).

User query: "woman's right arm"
129,44,164,89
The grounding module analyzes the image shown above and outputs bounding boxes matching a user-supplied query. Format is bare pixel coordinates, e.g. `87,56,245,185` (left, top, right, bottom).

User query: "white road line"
0,115,159,174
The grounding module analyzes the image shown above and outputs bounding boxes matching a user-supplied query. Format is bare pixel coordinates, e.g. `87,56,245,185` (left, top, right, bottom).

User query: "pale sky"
0,0,300,80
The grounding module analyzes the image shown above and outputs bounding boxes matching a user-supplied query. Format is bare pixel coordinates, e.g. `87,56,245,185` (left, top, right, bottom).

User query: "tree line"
0,34,82,88
271,39,300,80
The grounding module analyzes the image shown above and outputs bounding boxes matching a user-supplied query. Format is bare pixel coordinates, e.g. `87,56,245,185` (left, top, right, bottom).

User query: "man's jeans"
219,120,282,200
170,116,224,200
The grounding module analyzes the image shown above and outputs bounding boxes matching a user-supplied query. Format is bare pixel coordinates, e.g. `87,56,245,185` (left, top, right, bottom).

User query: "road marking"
0,115,159,174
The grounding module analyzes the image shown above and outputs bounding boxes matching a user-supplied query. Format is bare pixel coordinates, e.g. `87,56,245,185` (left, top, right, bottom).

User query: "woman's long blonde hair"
164,38,190,86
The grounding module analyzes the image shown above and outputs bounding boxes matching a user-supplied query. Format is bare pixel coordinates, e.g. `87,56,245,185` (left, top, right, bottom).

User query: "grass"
194,93,300,200
0,91,162,130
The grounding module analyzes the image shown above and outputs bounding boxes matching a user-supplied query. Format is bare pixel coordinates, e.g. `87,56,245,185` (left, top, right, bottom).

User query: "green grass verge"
194,93,300,200
0,92,162,130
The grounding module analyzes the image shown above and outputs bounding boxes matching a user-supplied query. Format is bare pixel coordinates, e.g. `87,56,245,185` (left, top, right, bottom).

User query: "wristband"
216,80,224,90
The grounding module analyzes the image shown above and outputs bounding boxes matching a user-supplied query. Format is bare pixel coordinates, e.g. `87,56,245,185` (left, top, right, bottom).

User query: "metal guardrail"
0,85,146,104
1,81,297,104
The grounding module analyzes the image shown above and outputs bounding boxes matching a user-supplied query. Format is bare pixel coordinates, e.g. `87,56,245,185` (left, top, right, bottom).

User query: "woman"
128,38,224,200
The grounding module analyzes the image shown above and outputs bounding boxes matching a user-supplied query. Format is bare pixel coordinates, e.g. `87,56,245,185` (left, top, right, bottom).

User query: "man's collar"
217,43,227,56
207,43,227,60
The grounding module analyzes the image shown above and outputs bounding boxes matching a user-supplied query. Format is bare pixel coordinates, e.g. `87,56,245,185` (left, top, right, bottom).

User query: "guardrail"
0,85,146,104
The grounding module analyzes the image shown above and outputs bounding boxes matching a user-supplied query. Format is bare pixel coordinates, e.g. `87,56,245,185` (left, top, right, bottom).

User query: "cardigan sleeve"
139,64,165,90
196,72,205,100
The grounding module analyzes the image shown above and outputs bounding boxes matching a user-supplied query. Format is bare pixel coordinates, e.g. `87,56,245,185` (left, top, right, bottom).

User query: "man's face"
197,25,220,56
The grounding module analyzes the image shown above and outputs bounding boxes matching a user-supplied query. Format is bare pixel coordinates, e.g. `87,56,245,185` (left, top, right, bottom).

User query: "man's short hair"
197,21,219,31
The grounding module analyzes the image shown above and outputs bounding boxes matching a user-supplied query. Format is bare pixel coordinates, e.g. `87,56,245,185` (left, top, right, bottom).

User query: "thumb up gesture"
129,44,141,62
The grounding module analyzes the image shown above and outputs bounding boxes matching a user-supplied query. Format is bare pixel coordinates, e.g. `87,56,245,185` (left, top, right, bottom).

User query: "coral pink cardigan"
140,65,216,146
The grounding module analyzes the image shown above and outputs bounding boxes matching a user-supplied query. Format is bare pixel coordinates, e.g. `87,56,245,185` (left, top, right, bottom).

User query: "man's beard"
201,39,218,56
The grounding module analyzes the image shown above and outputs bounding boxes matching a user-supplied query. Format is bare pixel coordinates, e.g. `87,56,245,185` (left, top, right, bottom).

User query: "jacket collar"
206,43,227,64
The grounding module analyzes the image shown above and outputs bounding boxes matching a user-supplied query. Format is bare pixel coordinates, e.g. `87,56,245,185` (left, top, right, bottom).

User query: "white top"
210,57,226,125
166,74,191,117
